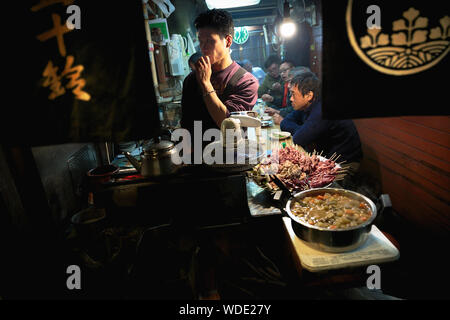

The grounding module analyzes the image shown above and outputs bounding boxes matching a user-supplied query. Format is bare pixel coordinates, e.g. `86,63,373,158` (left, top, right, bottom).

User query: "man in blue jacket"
280,72,363,166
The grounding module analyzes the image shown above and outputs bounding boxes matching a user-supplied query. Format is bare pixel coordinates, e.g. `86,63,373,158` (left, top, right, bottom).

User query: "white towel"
151,0,175,18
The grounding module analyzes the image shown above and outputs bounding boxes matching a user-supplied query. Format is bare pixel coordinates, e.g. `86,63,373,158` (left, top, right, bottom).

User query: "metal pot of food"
124,138,180,177
284,188,377,253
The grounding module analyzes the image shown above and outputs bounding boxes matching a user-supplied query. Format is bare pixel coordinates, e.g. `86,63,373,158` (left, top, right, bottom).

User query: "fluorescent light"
205,0,260,9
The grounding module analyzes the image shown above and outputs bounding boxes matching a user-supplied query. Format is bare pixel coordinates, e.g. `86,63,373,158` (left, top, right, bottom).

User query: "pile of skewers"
249,145,349,192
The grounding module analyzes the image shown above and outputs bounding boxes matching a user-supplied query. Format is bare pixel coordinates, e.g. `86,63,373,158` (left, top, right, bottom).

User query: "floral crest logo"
346,1,449,76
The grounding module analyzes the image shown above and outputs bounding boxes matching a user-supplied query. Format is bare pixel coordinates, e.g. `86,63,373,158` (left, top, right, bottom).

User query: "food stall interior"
0,0,448,300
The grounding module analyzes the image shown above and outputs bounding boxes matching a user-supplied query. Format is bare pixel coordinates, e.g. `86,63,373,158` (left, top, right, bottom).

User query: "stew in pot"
290,192,372,230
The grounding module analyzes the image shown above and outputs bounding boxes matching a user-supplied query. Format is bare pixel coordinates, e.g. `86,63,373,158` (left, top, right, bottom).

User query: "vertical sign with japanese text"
31,0,90,102
3,0,160,146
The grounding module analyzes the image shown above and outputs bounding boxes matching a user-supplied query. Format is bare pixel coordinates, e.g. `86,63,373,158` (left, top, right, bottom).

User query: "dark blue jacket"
280,101,363,163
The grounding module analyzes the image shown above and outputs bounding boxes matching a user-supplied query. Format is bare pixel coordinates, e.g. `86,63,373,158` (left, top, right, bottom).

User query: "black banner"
322,0,449,119
3,1,160,146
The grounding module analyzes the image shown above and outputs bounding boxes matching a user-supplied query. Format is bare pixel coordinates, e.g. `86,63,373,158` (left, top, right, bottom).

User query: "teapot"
124,138,179,177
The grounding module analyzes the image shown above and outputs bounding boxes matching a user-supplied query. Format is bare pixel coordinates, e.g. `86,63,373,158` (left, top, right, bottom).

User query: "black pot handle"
375,194,392,226
279,207,290,218
271,189,292,218
379,194,392,213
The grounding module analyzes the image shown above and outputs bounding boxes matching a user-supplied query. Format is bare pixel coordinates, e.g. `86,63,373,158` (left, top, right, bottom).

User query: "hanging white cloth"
151,0,175,18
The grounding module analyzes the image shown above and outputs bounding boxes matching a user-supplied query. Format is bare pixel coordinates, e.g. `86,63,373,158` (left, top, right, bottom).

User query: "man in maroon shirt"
180,9,258,156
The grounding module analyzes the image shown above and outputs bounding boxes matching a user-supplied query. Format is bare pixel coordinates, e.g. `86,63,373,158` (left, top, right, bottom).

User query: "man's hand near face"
192,55,228,127
272,113,283,125
271,82,282,92
194,56,213,92
265,106,280,116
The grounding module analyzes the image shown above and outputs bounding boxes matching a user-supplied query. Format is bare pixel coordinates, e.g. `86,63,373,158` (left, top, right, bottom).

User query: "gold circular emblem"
346,0,449,76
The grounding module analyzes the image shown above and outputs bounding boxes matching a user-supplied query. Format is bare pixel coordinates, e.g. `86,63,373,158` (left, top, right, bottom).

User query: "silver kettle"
124,139,179,177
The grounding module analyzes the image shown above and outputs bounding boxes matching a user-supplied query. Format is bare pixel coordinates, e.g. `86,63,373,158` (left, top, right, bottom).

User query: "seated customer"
280,71,363,167
277,60,295,109
241,59,266,85
257,55,282,106
266,66,310,124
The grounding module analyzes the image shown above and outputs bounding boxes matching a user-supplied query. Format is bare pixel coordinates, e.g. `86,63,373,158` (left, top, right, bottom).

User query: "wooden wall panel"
356,119,450,168
354,116,450,236
355,120,450,173
360,142,449,205
377,118,450,148
357,126,450,191
401,116,450,133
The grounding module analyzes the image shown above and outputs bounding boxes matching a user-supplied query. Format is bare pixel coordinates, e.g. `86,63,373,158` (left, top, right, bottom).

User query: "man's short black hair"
280,60,295,68
264,55,281,69
194,9,234,38
291,71,320,102
290,66,311,77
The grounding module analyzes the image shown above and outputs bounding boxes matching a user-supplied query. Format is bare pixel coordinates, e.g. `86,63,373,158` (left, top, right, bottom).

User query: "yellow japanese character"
42,60,65,100
61,55,91,101
36,13,72,57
